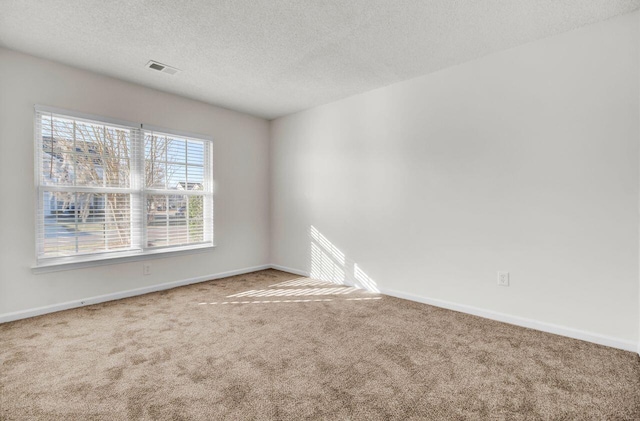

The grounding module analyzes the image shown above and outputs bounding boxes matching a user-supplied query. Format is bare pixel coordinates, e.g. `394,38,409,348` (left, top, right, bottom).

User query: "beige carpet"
1,269,639,420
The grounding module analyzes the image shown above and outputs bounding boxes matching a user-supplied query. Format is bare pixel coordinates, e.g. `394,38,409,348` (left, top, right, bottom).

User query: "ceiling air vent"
145,60,181,75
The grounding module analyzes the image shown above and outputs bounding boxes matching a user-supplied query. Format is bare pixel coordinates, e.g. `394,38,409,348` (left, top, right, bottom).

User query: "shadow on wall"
309,225,379,293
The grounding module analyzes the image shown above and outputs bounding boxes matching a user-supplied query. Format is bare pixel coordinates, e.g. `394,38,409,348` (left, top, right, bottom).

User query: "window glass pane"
42,192,132,257
145,160,167,189
105,193,132,247
43,191,77,256
42,117,74,186
187,140,204,166
41,115,131,188
145,134,166,161
187,166,204,185
144,134,167,189
42,114,53,139
146,194,204,247
167,137,186,163
146,195,168,247
144,133,208,192
74,121,104,186
188,196,204,242
166,164,187,191
104,128,131,187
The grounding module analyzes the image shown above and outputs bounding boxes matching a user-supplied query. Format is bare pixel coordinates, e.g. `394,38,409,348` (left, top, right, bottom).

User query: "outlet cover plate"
498,271,509,286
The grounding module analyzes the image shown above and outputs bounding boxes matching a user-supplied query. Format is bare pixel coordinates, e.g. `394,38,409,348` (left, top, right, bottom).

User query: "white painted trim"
142,123,213,142
270,265,638,353
35,104,139,129
0,264,270,324
270,264,310,278
32,245,217,274
379,286,638,353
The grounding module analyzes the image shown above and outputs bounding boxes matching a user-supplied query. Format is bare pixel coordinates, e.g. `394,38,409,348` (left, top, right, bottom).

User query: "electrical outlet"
143,263,152,276
498,271,509,286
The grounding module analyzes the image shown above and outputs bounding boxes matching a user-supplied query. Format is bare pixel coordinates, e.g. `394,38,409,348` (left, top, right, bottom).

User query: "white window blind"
35,107,214,266
142,128,213,249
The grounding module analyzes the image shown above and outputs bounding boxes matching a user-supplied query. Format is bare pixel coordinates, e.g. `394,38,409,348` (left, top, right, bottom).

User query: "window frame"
33,105,215,272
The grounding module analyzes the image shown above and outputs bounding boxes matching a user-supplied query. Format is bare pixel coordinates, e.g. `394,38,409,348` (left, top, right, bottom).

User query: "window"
143,128,213,249
35,106,213,267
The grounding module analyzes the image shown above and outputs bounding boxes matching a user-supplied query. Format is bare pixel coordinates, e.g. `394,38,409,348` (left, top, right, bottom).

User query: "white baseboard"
270,264,311,278
3,263,638,355
378,286,638,353
271,265,639,354
0,264,271,324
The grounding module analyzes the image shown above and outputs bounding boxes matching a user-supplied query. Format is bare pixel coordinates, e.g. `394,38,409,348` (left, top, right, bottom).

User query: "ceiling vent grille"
145,60,181,75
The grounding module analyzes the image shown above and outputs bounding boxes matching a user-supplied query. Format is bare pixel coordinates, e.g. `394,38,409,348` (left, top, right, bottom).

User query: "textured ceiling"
1,1,639,119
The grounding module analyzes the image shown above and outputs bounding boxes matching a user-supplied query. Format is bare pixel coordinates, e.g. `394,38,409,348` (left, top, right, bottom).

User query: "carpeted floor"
1,269,639,420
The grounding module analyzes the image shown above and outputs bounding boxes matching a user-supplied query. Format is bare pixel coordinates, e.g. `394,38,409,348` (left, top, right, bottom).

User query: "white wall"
0,48,270,315
270,11,640,346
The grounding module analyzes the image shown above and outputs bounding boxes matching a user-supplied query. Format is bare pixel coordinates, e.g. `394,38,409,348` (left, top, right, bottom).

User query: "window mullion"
133,126,144,252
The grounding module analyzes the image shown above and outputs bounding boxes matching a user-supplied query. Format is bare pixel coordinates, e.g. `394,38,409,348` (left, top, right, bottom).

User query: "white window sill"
31,244,216,274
